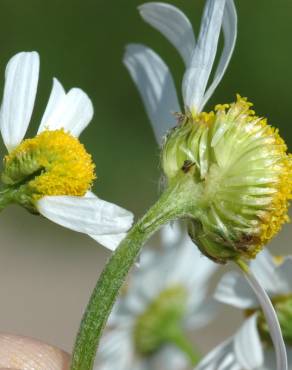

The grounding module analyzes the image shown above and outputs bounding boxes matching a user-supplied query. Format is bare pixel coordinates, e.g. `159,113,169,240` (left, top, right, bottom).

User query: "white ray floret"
138,2,196,65
38,78,94,137
0,52,40,151
124,44,180,145
124,0,237,144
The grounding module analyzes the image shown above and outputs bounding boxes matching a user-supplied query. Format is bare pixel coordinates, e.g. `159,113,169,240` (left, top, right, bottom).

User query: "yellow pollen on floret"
234,94,256,116
231,97,291,256
273,256,285,266
215,103,230,111
194,111,215,126
259,152,292,249
4,129,96,199
229,96,291,256
247,114,291,251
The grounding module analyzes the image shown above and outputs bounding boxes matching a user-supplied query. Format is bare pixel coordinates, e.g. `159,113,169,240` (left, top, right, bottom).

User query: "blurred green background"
0,0,291,357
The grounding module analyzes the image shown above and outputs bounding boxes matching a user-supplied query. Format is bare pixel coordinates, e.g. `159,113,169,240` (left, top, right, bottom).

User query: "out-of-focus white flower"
124,0,237,145
195,250,292,369
0,51,133,250
94,223,218,370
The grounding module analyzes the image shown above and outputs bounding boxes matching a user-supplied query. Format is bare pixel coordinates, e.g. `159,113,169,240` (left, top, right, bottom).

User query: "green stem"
70,173,201,370
168,329,201,366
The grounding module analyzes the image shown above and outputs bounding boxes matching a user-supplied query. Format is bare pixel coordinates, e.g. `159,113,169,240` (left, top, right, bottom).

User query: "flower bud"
162,96,292,263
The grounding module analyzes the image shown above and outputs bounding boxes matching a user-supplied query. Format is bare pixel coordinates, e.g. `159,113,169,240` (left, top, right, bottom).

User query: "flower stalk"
70,173,202,370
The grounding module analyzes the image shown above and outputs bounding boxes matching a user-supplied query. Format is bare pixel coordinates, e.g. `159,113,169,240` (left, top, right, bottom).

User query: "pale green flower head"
162,96,292,263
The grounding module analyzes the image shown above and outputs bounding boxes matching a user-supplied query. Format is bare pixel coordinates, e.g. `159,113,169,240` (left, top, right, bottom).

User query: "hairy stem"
70,174,200,370
237,261,288,370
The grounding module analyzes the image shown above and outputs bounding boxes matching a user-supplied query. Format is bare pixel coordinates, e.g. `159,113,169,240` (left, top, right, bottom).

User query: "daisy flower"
123,1,291,368
94,223,218,370
195,249,292,369
0,51,133,250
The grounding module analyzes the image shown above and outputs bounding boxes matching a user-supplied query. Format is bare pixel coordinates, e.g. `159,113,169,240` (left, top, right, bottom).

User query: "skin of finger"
0,334,70,370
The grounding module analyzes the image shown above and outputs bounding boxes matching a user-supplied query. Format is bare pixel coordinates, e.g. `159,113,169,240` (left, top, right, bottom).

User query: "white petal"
166,235,217,290
201,0,237,108
73,191,130,251
218,354,241,370
250,249,282,296
275,257,292,295
107,297,134,327
37,87,93,137
138,2,195,66
263,346,292,370
195,338,234,370
38,77,66,133
161,222,218,289
214,271,258,309
244,268,288,370
152,345,188,370
36,194,134,241
262,348,277,370
160,222,185,249
233,314,264,369
0,51,39,151
123,44,181,145
215,250,287,310
186,297,219,330
182,0,226,113
89,232,127,251
94,328,134,370
125,222,217,322
125,248,166,306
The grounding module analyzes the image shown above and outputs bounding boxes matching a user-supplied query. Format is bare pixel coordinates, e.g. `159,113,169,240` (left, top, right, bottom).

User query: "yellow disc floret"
162,95,292,263
2,129,96,201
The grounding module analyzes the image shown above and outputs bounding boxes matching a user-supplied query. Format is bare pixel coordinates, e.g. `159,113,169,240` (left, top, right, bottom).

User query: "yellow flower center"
2,129,96,200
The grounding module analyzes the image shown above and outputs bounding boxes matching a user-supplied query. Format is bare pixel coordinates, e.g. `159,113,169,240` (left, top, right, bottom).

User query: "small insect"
182,160,195,173
173,111,187,125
